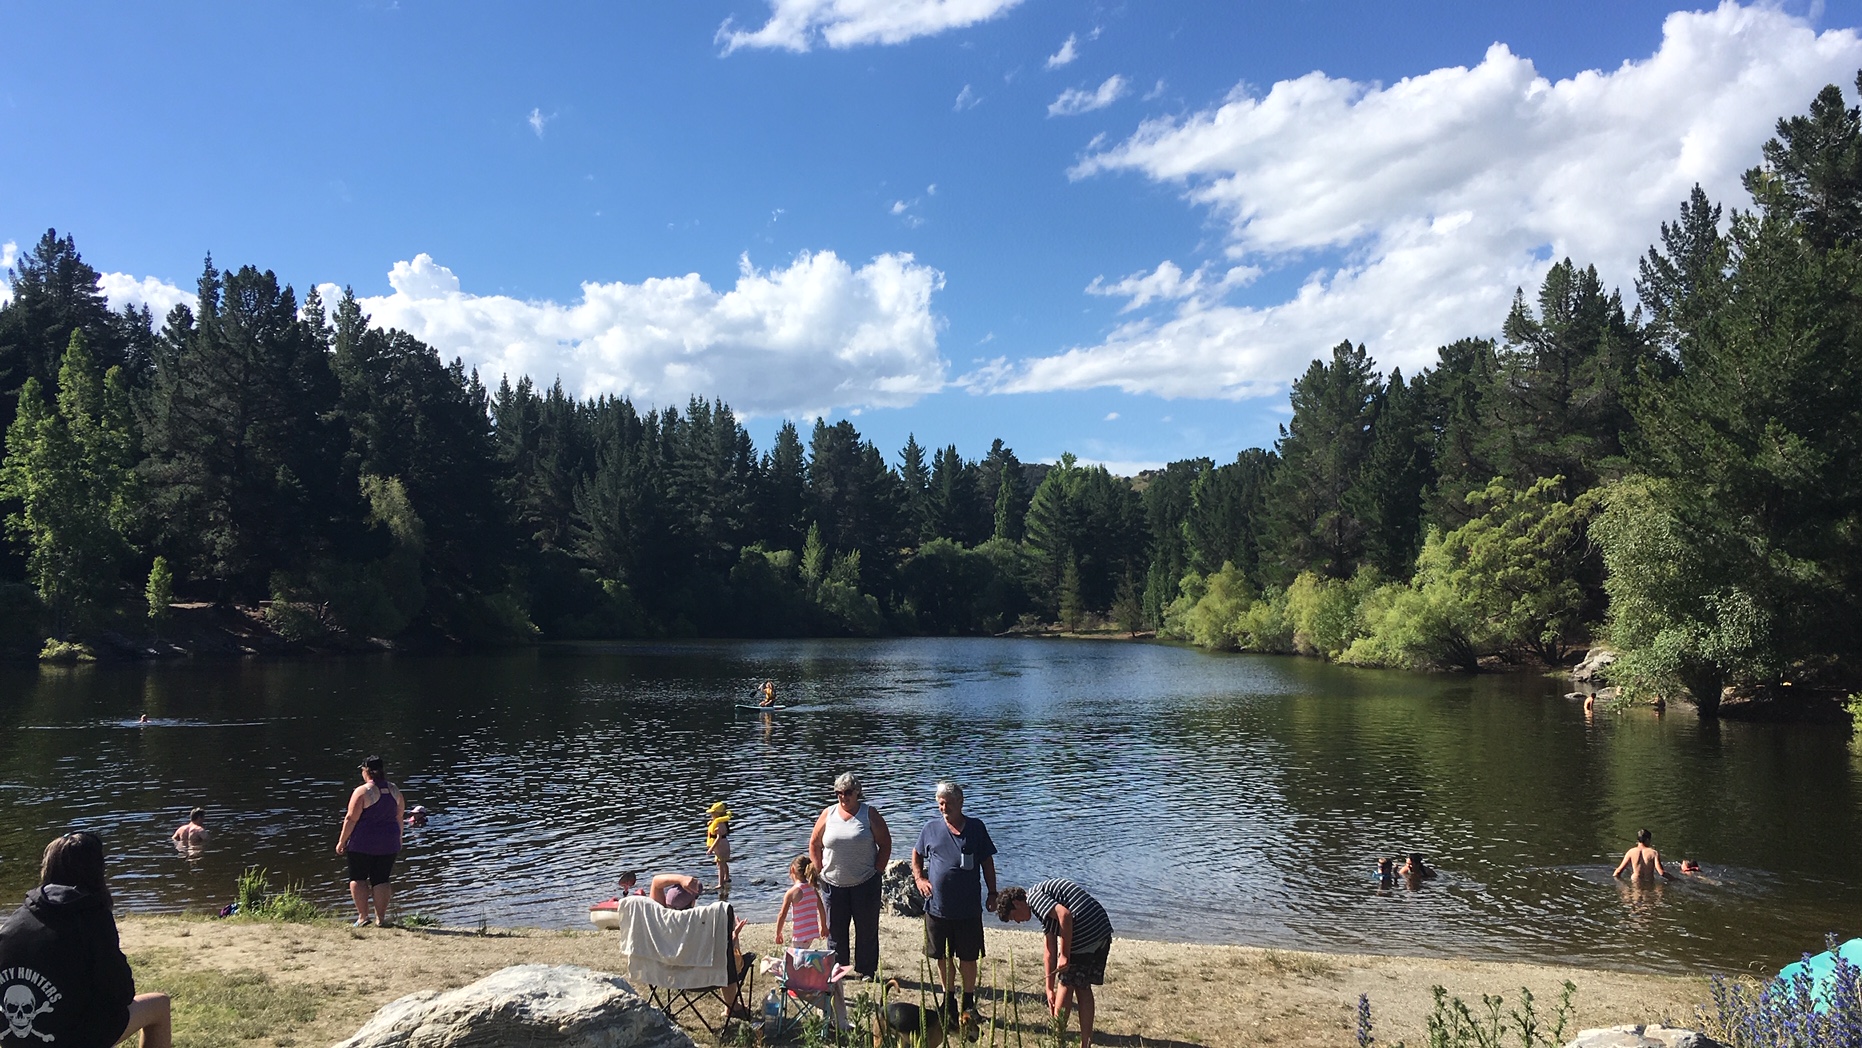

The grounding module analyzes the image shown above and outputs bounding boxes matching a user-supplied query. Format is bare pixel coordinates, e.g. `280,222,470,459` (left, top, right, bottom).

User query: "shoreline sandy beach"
117,911,1711,1047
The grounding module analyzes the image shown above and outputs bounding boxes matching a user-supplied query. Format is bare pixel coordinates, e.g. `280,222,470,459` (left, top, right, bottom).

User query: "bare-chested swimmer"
1612,828,1673,882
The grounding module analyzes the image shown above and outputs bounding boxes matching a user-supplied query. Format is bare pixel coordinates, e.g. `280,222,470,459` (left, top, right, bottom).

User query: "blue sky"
3,1,1860,472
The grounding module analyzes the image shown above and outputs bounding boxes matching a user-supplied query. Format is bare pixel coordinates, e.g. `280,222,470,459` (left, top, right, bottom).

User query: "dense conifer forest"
4,77,1862,716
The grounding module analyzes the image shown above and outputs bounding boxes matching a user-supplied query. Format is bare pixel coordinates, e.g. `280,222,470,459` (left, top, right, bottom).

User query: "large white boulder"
1572,647,1618,683
333,964,698,1048
1565,1024,1721,1048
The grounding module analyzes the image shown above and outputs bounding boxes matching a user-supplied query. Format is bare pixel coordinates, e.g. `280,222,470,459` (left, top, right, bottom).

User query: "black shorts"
923,912,985,962
1058,940,1109,987
346,851,396,886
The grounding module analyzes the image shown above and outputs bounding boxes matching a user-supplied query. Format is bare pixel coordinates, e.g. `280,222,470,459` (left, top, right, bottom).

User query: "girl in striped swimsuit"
775,854,826,949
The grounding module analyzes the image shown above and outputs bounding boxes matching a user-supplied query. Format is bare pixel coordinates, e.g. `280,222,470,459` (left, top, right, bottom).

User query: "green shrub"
233,867,321,922
38,638,94,662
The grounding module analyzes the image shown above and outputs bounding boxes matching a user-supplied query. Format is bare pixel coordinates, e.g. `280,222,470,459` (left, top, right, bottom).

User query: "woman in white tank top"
808,771,892,978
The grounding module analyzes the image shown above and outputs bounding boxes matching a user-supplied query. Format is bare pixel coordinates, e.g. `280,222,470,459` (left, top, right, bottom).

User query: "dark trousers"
821,872,881,976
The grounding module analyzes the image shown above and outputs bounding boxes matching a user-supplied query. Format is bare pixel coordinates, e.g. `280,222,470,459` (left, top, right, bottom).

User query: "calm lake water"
0,638,1856,976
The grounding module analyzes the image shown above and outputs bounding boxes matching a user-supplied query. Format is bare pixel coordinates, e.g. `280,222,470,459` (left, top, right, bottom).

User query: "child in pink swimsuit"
775,854,825,948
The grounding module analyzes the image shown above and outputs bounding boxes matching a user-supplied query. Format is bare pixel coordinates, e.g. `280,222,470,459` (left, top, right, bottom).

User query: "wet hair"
1636,828,1652,845
789,854,817,884
935,780,963,802
833,771,862,796
1407,852,1424,866
41,831,109,903
189,807,205,823
991,885,1026,923
1377,857,1394,874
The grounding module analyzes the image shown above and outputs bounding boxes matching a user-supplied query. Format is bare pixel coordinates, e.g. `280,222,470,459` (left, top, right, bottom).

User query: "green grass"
127,948,333,1048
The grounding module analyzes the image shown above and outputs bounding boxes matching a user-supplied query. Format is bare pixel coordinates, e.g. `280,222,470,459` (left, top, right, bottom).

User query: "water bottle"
763,989,782,1022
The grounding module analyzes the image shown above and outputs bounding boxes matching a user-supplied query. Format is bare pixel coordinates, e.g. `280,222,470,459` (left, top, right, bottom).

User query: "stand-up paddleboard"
736,703,789,711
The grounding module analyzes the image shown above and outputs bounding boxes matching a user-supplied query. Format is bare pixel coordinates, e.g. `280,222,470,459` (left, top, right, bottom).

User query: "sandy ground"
118,912,1709,1047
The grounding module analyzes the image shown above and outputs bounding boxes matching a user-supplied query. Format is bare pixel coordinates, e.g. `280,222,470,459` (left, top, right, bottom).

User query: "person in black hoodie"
0,831,171,1048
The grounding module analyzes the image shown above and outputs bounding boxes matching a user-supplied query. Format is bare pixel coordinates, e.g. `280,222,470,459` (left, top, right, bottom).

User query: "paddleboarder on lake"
758,680,777,707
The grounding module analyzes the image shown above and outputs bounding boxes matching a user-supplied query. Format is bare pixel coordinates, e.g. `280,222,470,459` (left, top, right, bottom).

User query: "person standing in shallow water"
170,807,208,848
1613,828,1673,883
336,755,405,927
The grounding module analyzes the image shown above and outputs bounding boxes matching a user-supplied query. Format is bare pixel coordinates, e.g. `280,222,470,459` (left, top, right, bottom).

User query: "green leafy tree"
145,555,173,631
1600,78,1862,712
0,333,138,633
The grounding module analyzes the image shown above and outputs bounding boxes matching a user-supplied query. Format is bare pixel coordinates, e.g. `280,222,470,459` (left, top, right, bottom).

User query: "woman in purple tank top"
336,755,405,927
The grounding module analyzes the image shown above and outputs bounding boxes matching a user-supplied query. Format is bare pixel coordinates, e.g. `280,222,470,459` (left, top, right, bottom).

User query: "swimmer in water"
1375,856,1396,889
171,807,209,847
1398,853,1436,889
1612,828,1674,882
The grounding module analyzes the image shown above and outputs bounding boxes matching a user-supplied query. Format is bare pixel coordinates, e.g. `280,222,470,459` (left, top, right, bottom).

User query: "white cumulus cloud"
1049,75,1128,117
98,272,192,318
0,241,16,308
974,1,1862,400
1086,260,1260,313
329,251,947,418
53,251,946,418
719,0,1024,53
1046,33,1079,69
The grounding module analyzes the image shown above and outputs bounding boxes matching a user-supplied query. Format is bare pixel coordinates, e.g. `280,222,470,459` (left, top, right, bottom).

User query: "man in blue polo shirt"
911,780,999,1019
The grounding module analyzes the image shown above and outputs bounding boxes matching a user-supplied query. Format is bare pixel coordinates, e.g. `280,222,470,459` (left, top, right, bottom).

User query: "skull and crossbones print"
2,979,55,1043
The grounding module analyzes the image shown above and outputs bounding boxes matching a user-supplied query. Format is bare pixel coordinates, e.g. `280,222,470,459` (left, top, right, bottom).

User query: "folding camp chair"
610,896,755,1035
760,946,853,1039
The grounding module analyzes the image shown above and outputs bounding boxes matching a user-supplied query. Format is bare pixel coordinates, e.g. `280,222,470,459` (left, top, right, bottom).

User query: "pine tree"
0,230,128,433
1260,341,1382,582
897,434,931,542
1744,74,1862,250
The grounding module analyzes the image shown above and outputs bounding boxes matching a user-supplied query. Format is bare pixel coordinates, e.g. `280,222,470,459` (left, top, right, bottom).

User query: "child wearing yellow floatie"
706,801,733,886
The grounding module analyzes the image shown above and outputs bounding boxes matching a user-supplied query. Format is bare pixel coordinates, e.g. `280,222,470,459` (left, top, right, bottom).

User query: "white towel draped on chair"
615,896,731,989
